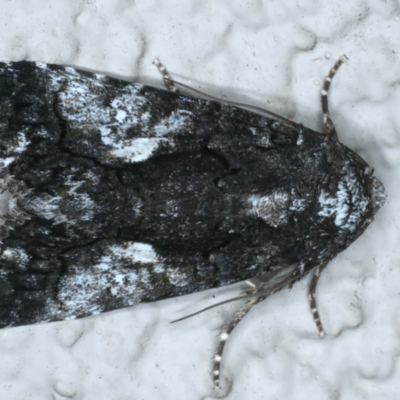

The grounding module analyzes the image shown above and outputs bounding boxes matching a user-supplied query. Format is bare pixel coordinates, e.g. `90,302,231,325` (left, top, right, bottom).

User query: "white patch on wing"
0,247,30,267
115,109,127,123
26,195,63,221
99,111,192,163
14,132,30,153
0,158,15,168
247,190,290,227
0,129,30,155
101,133,170,163
0,173,31,239
166,267,189,286
108,242,159,264
44,67,193,163
289,194,307,212
45,241,165,320
26,191,96,225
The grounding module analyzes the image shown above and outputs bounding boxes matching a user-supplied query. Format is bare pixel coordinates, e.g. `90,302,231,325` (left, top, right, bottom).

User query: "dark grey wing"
0,62,381,328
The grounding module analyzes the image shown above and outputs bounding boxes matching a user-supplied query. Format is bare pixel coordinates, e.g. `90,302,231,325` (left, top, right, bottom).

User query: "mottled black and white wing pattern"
0,60,386,385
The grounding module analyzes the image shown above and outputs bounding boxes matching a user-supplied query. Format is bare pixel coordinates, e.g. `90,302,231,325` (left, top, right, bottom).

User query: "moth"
0,56,386,386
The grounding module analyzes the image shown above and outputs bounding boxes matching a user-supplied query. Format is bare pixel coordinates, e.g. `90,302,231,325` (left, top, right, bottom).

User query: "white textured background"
1,1,399,399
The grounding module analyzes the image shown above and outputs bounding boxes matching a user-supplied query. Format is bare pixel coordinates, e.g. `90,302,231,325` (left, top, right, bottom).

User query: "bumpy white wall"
0,2,399,399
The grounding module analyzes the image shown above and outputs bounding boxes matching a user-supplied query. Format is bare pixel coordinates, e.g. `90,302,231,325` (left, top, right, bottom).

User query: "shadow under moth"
0,56,386,386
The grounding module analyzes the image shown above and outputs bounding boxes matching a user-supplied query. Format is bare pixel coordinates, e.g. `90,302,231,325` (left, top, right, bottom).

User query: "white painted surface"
0,1,399,399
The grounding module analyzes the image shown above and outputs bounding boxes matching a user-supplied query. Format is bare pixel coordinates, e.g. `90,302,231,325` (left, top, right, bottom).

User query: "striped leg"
153,58,178,92
308,263,328,337
321,55,348,137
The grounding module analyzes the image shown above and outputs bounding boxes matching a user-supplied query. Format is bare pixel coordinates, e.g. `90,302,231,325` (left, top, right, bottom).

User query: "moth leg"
212,296,265,387
321,55,348,138
308,263,328,337
153,58,178,92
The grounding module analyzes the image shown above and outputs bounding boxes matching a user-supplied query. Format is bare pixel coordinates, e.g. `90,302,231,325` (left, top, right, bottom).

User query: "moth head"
354,154,387,219
367,173,386,218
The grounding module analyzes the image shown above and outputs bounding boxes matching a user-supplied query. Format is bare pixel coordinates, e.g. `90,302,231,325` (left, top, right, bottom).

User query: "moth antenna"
212,296,265,387
321,55,348,137
153,58,178,92
308,263,328,337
